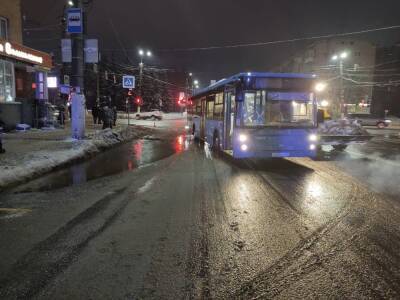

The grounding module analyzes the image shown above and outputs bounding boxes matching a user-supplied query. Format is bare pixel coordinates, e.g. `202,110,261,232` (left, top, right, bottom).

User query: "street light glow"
332,55,338,61
138,49,144,56
340,52,348,59
189,73,193,76
315,82,327,92
68,0,74,6
321,100,329,107
194,80,199,85
146,51,152,57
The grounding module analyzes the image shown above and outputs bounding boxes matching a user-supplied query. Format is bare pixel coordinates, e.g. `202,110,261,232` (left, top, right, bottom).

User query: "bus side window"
214,93,224,120
207,100,214,119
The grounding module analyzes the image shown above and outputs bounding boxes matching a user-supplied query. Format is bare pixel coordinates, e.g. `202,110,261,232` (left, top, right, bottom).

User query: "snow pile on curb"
318,119,369,136
0,127,146,191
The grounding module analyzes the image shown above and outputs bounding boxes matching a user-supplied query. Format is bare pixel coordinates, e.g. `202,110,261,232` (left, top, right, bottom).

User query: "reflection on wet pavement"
11,135,191,193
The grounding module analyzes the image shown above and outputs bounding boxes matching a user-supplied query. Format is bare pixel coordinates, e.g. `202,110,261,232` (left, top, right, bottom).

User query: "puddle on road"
11,135,190,193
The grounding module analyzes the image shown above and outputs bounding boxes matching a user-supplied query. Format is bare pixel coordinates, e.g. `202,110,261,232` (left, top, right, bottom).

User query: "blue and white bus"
188,72,319,159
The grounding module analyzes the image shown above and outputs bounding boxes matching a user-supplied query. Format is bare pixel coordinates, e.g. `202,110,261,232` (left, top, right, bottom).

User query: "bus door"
200,98,206,140
223,88,235,150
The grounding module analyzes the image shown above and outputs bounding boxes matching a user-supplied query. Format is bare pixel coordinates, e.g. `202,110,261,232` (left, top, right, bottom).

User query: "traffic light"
135,97,143,106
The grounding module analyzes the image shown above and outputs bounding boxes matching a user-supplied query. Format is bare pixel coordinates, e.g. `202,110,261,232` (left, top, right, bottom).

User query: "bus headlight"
310,144,316,151
241,144,248,151
309,134,318,142
239,134,248,142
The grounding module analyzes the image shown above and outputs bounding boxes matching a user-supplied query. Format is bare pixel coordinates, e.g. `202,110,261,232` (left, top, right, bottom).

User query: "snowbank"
318,119,369,136
0,127,149,191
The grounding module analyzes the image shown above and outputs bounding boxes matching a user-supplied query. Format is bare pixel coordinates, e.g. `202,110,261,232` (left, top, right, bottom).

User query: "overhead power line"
158,24,400,52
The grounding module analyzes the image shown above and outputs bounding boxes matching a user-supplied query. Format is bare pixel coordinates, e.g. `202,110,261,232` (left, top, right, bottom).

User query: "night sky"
23,0,400,86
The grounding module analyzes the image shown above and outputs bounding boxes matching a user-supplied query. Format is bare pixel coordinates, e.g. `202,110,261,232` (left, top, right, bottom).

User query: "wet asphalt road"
0,120,400,299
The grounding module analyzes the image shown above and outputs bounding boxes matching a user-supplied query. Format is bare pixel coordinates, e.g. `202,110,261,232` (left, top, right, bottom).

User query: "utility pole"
71,0,85,94
95,63,100,105
138,61,143,114
331,51,349,118
68,0,86,139
339,59,345,117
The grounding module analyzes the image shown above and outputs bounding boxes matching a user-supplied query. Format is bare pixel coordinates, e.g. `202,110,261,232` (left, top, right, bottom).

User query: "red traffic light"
135,97,143,106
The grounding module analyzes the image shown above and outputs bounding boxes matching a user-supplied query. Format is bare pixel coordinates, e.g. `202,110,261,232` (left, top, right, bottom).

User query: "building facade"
0,0,52,129
371,43,400,117
279,38,376,115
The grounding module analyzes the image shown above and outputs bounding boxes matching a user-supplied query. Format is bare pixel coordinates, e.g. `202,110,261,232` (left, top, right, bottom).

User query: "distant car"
135,109,163,120
347,113,391,129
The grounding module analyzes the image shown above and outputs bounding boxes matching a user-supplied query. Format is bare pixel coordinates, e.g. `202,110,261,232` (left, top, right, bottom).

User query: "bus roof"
193,72,316,98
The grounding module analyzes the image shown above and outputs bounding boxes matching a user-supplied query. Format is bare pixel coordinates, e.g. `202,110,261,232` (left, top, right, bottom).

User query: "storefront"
0,38,52,129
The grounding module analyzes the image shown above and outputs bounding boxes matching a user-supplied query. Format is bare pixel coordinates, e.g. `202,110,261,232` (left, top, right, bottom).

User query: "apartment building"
279,38,376,114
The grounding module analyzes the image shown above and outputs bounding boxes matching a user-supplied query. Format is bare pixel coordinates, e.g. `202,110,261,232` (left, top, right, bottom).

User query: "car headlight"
309,134,318,142
241,144,248,151
239,134,248,142
385,120,392,123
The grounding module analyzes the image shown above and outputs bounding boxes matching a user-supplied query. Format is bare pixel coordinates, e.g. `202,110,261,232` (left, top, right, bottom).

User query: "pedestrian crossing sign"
123,76,135,89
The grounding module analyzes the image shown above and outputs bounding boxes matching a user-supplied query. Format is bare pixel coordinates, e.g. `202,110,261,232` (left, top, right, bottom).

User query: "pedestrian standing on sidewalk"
102,106,114,129
112,106,117,126
58,105,65,126
92,105,99,124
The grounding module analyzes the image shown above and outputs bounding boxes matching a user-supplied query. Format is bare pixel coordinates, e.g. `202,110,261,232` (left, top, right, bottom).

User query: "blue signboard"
67,8,83,34
123,75,135,89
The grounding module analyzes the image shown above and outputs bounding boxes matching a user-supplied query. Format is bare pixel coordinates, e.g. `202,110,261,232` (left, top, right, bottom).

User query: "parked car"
347,113,391,129
135,109,163,120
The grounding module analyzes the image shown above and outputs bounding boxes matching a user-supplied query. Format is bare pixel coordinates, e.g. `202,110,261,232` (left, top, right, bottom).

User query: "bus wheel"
213,131,221,152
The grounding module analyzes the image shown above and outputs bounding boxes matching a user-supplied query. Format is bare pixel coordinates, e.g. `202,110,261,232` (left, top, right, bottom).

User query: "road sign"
67,8,83,34
61,39,72,62
123,75,135,89
84,39,99,63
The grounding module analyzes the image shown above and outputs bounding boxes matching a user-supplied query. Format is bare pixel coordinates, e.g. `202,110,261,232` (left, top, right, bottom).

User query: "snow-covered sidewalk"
0,123,152,191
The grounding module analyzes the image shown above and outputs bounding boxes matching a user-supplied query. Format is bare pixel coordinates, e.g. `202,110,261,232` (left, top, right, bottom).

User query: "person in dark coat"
68,103,72,120
102,106,114,129
112,106,117,126
92,105,99,124
58,105,65,125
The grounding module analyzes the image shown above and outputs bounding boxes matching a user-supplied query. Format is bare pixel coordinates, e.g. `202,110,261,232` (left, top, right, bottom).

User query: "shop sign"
0,39,52,69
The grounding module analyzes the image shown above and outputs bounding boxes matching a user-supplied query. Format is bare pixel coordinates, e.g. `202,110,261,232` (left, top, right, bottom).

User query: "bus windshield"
243,91,315,127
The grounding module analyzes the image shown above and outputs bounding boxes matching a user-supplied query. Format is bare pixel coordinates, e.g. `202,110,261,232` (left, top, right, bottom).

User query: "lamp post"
138,49,152,113
193,79,199,94
332,51,349,117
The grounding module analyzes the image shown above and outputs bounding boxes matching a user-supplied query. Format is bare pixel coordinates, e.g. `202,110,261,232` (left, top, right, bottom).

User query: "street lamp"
321,100,329,107
194,80,199,85
189,73,193,77
137,48,152,113
331,51,349,116
315,82,327,93
68,0,74,6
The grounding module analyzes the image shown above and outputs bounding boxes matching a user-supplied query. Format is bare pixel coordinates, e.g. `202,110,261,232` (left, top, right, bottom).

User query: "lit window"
0,60,15,102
